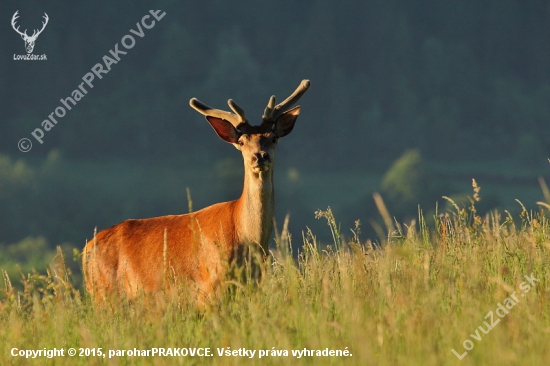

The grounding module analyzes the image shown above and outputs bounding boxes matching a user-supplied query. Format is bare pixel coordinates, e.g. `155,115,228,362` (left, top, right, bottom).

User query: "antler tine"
37,13,49,35
227,99,248,125
263,79,310,124
11,11,26,37
189,98,245,128
262,95,276,121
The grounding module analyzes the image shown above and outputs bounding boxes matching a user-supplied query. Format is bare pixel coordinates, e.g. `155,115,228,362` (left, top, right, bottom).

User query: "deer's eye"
272,137,279,144
237,140,244,146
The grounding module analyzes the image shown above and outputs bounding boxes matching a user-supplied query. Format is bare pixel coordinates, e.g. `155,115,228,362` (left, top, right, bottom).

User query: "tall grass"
1,196,549,365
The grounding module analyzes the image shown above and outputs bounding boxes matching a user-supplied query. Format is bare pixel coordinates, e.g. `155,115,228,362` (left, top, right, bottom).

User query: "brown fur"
83,200,242,304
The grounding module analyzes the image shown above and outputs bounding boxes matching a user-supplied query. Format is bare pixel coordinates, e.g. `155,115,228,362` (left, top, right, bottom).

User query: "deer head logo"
11,11,49,54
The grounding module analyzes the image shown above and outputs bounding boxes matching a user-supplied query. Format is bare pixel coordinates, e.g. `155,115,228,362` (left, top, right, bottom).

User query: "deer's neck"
236,167,274,253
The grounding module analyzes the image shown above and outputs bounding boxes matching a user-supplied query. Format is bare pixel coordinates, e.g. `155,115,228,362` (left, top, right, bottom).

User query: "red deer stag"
83,80,310,304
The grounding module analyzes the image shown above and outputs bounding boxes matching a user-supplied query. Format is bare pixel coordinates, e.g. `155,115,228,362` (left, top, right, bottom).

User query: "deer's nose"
252,152,270,164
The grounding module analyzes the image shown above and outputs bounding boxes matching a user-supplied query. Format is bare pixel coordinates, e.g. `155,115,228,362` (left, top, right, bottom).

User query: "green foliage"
382,149,424,204
381,149,430,216
0,151,90,243
0,237,54,282
0,154,38,242
0,209,549,365
0,237,81,291
0,155,34,190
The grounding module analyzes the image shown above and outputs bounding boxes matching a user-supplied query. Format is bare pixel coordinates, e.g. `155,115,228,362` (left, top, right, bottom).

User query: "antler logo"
11,11,49,54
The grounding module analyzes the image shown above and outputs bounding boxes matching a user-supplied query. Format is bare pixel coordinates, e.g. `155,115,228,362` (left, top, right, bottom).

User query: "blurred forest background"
1,0,550,284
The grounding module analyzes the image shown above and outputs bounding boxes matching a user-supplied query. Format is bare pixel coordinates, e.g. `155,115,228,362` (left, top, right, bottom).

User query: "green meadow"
1,190,549,365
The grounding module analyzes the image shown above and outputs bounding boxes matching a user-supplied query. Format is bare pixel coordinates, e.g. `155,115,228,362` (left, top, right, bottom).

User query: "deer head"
12,11,49,54
189,80,310,176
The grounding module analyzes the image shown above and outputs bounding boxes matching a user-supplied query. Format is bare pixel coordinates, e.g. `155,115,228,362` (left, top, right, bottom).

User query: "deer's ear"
274,106,300,138
206,116,240,143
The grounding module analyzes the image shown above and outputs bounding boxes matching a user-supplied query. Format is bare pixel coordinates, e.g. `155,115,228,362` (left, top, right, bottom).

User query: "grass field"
1,191,549,365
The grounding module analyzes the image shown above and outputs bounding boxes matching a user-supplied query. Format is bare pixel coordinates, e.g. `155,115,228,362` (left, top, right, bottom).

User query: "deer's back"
83,200,239,299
